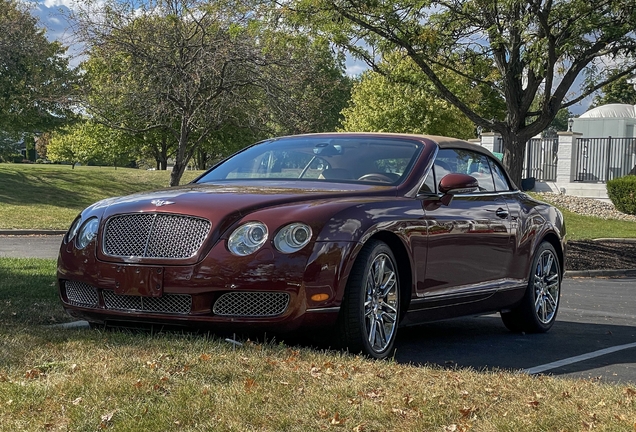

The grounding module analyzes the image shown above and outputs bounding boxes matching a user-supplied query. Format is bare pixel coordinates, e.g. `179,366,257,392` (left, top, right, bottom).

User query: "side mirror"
438,173,479,195
437,173,479,205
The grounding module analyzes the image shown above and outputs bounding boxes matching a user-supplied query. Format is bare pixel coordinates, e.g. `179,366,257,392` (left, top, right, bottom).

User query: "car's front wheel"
337,240,400,359
501,241,561,333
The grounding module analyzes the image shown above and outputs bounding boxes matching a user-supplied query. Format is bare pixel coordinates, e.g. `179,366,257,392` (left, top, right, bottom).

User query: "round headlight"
228,222,269,256
65,215,82,243
76,217,99,250
274,223,312,253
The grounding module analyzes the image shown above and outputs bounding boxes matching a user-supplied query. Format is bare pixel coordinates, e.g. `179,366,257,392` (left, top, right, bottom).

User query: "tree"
290,0,636,186
262,35,352,136
0,131,22,162
340,53,505,138
0,0,79,134
76,1,351,179
74,0,342,185
47,121,136,168
592,73,636,107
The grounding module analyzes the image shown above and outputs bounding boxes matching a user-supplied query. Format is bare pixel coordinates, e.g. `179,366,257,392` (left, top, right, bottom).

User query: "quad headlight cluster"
65,216,100,250
228,222,312,256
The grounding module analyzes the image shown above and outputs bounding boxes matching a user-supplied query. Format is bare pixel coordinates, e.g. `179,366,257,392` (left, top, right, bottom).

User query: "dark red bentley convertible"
58,133,566,359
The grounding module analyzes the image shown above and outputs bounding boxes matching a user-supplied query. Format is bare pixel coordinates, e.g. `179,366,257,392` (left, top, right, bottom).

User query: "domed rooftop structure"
579,103,636,119
572,103,636,139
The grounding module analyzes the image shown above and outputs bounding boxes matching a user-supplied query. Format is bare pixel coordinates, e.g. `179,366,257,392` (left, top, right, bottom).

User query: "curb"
590,238,636,243
0,230,66,236
565,269,636,278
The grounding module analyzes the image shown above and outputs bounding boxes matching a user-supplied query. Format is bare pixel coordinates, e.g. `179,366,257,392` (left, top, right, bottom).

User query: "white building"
572,103,636,138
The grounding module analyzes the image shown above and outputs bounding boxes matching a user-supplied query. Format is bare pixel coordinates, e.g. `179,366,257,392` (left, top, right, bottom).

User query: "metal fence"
524,138,558,181
574,137,636,183
492,137,558,181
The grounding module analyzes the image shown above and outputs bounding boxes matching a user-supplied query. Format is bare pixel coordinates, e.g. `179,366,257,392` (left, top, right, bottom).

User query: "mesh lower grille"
65,281,99,307
103,290,192,315
213,292,290,317
103,213,211,259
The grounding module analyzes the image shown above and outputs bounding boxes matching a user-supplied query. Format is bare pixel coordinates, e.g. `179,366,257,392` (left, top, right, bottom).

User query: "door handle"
495,208,509,219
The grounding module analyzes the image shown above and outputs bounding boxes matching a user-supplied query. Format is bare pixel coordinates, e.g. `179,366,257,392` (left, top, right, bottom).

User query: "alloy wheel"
364,253,399,354
533,249,560,324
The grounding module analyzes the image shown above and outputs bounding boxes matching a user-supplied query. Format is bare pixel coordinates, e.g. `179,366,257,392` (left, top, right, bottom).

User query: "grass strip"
0,258,635,431
0,165,201,230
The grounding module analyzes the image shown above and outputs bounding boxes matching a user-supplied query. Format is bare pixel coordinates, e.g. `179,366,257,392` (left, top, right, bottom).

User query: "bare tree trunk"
169,117,190,186
160,136,168,170
502,133,526,189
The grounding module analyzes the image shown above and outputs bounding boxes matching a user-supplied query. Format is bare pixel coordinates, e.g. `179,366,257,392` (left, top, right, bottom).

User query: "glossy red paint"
57,133,566,357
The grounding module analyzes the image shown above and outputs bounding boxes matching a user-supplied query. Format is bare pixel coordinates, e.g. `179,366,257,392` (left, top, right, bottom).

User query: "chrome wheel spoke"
367,316,377,344
533,249,560,325
543,254,554,276
364,252,399,354
380,272,396,297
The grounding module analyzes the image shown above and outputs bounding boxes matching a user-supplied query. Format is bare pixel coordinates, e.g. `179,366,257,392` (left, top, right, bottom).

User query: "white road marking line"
523,342,636,375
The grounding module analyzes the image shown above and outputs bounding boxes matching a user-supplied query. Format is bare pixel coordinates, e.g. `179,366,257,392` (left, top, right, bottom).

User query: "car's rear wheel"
337,240,400,359
501,241,561,333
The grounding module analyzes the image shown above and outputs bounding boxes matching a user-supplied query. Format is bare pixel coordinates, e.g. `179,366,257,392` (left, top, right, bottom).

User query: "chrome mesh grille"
103,290,192,315
65,281,99,307
213,292,290,317
103,213,211,259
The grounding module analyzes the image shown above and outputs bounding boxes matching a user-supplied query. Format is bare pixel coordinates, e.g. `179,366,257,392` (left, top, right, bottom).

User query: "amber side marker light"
311,294,330,302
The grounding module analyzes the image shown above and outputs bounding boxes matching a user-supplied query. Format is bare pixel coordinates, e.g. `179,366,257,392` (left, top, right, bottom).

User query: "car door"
417,148,513,300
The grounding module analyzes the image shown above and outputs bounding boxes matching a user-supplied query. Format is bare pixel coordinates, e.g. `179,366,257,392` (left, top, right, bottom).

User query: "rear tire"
337,240,400,360
501,242,561,333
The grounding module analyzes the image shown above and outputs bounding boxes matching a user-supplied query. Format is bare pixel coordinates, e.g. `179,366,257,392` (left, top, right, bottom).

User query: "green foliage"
76,0,350,184
0,0,79,134
607,175,636,215
340,54,504,138
592,74,636,107
0,131,22,162
47,121,136,168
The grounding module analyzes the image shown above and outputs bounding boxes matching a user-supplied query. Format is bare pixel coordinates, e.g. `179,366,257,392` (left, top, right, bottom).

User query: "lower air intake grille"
213,292,290,317
65,281,99,307
103,290,192,315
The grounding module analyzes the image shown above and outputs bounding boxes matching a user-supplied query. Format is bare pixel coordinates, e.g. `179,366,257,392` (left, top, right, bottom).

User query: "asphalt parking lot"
2,234,635,384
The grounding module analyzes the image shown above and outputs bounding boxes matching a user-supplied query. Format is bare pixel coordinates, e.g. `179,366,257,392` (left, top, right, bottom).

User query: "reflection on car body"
58,133,566,359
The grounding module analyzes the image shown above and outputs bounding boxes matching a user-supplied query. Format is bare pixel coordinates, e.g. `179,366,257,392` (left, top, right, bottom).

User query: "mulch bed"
566,240,636,271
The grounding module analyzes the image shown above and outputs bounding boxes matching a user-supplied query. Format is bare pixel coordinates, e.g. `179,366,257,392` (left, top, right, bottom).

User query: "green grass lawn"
0,164,201,230
1,257,635,431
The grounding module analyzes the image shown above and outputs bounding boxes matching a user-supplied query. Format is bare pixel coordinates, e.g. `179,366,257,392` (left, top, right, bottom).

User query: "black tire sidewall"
341,240,400,359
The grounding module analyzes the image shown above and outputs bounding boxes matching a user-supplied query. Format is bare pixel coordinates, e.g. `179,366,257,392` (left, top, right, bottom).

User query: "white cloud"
42,0,76,9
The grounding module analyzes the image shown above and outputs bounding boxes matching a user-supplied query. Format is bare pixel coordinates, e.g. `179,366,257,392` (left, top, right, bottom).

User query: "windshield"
196,136,423,185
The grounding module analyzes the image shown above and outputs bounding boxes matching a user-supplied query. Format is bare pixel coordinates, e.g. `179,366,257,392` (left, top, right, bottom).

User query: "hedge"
607,175,636,215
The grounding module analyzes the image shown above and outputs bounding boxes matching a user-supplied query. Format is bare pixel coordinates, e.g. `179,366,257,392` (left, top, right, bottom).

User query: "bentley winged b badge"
150,199,175,207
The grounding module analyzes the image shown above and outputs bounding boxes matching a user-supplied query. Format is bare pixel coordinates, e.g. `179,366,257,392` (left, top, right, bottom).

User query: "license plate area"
113,266,164,297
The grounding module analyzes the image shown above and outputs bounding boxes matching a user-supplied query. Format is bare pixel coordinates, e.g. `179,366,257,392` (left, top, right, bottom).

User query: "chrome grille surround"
65,281,99,308
213,292,290,317
102,290,192,315
103,213,211,259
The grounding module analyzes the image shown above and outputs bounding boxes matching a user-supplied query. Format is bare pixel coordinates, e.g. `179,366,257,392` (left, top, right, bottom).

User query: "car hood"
95,180,395,227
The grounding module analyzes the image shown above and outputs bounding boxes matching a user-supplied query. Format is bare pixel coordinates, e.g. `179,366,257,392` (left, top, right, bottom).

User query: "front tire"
501,241,561,333
337,240,400,359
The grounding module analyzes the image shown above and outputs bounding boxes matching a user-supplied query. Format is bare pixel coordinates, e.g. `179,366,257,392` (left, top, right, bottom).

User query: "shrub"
607,175,636,215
